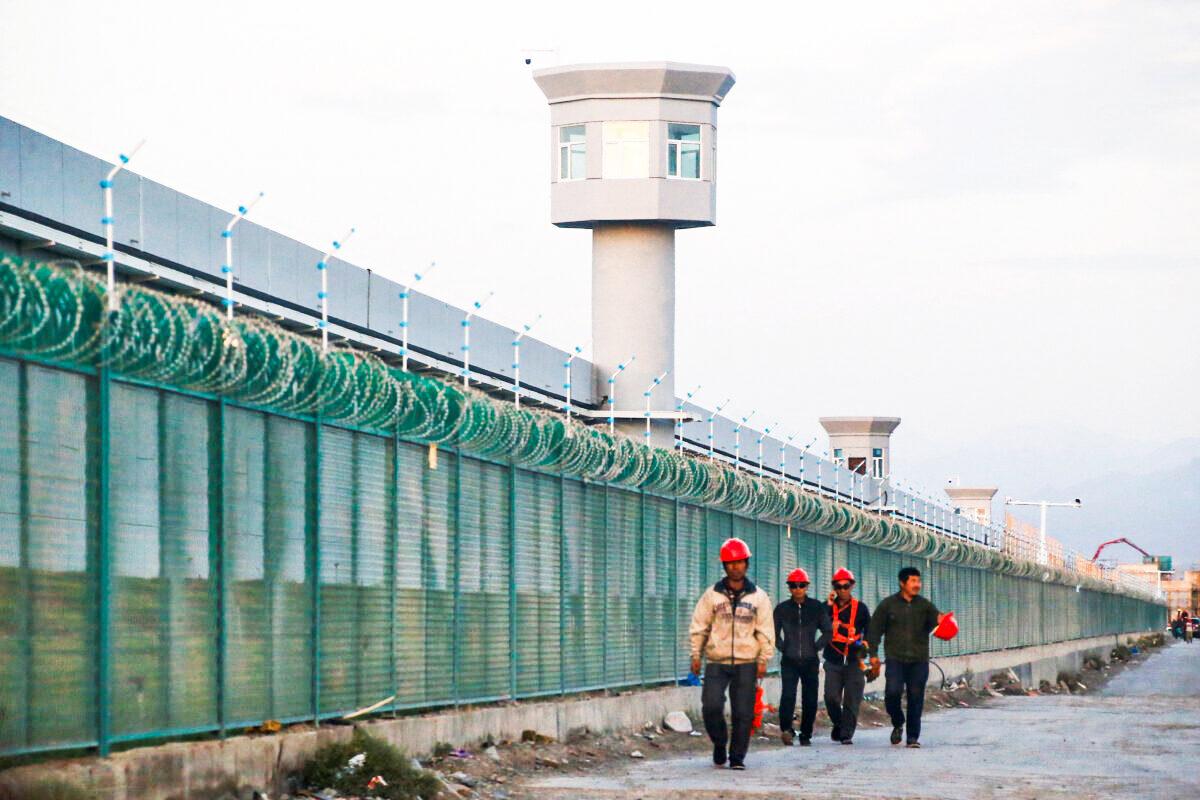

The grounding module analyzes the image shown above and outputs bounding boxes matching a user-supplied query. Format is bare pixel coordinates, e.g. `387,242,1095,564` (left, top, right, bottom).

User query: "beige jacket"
689,579,775,666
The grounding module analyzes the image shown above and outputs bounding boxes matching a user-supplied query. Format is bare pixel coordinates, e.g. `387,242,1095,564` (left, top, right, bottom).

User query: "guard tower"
818,417,901,478
944,485,999,525
532,62,736,445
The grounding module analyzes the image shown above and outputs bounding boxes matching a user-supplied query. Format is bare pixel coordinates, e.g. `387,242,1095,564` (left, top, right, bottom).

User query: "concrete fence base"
0,632,1146,800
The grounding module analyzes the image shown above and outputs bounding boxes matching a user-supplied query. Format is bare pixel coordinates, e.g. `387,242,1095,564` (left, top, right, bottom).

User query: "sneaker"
906,740,921,748
840,738,854,745
780,730,794,747
729,761,746,770
713,745,727,766
798,736,812,747
890,726,903,745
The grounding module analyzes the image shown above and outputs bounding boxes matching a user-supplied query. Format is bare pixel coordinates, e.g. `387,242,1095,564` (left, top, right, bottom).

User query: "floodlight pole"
221,191,264,320
1005,497,1082,566
733,410,756,472
707,398,731,460
100,138,146,313
399,261,436,372
607,354,636,436
799,437,817,491
676,384,701,451
643,370,670,442
462,291,494,388
512,313,543,408
317,227,356,352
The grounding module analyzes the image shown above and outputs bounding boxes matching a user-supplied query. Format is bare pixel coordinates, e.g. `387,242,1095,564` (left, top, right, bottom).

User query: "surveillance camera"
524,58,532,65
1074,498,1081,505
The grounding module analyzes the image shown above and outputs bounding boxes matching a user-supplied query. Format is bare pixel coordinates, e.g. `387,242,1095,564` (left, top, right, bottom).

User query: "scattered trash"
450,771,477,788
485,745,502,763
448,747,473,759
663,711,693,733
629,750,645,759
347,753,366,770
366,775,388,790
689,731,703,737
522,729,554,744
258,719,282,734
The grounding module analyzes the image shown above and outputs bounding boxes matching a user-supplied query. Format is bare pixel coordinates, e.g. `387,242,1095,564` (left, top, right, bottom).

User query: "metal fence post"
639,490,646,686
390,432,400,716
602,484,609,687
508,462,517,698
672,499,679,682
16,365,32,749
559,472,566,696
452,447,462,707
210,398,227,739
97,367,113,756
311,415,323,725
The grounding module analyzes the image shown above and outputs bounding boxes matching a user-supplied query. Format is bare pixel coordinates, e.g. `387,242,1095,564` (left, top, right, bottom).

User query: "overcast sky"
3,0,1197,561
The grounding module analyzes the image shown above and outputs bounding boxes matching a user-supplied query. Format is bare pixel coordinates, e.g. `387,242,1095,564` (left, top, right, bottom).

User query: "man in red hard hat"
689,537,775,770
823,567,871,745
772,567,830,746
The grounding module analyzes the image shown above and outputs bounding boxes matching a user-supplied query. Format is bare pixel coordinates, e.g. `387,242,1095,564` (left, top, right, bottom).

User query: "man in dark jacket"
867,566,950,748
823,567,871,744
773,567,831,746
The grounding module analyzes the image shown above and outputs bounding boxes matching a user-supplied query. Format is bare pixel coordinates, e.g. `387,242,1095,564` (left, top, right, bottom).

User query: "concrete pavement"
528,642,1200,799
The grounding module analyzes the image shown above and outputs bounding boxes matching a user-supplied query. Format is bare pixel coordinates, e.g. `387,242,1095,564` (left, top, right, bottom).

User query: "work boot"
830,727,842,742
890,726,903,745
712,744,727,766
840,738,854,745
906,740,921,748
729,760,746,770
780,730,794,746
799,736,811,747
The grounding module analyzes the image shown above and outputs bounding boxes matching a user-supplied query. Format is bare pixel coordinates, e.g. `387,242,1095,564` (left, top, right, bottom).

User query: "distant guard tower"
819,417,901,478
944,485,999,525
533,62,736,445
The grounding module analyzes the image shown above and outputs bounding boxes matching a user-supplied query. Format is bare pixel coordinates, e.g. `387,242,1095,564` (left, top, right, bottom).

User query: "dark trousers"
823,661,866,741
885,659,929,742
778,657,819,739
702,663,757,763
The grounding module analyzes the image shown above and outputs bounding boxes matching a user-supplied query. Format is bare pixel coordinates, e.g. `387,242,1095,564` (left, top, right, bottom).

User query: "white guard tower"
532,62,736,446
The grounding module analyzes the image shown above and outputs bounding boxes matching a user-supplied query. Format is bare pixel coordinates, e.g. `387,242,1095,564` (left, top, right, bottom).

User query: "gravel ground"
523,641,1200,799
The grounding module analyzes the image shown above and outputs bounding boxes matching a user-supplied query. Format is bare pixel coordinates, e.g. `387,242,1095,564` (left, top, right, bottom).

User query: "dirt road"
526,642,1200,799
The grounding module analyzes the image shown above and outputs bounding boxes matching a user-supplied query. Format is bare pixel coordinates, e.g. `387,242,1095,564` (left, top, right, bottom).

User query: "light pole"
399,261,437,372
707,398,731,460
317,227,356,352
607,354,636,436
221,191,264,320
643,370,670,443
1005,497,1082,566
100,138,146,313
799,436,817,490
676,384,701,451
733,410,756,472
512,313,543,408
462,291,494,388
562,343,586,425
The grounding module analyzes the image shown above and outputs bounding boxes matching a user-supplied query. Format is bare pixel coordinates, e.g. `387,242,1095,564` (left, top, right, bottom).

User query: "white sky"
2,0,1198,556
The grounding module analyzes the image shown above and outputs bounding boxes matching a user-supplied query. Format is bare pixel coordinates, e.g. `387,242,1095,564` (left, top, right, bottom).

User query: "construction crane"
1091,537,1151,562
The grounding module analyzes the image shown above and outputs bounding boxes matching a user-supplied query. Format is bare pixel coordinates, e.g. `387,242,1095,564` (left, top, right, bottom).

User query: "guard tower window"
833,448,844,466
667,123,702,179
559,125,587,181
872,447,884,478
601,121,650,179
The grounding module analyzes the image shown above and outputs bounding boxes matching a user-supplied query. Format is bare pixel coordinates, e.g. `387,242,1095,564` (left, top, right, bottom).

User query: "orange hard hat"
786,568,810,584
831,567,856,584
719,537,752,563
933,611,958,641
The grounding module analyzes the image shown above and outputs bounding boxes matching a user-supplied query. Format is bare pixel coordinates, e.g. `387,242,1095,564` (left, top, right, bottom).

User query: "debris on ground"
663,711,692,733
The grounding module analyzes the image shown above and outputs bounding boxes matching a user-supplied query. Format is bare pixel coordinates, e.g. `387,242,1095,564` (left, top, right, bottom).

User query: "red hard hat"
786,568,810,584
831,567,856,584
719,537,752,563
933,611,958,641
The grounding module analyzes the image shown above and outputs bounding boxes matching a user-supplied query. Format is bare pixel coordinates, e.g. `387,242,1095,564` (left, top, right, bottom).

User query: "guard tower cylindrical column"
533,62,736,446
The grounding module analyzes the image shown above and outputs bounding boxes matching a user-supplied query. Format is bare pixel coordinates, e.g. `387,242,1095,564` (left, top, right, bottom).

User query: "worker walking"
867,566,950,749
823,567,871,745
689,537,775,770
773,567,830,746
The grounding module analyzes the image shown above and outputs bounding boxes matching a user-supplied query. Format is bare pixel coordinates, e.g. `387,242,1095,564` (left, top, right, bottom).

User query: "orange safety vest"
830,598,861,658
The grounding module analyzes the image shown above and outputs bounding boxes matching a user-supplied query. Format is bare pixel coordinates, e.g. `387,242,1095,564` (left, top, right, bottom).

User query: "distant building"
944,486,999,526
1163,569,1200,615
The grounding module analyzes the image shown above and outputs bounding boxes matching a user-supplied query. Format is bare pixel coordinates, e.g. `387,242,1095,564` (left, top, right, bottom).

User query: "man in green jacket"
866,566,949,748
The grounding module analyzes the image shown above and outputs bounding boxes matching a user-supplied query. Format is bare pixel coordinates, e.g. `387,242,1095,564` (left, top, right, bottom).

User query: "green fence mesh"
0,255,1164,758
